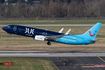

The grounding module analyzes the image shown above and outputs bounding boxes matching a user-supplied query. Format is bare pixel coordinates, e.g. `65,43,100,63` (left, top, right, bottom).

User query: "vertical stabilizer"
81,22,102,39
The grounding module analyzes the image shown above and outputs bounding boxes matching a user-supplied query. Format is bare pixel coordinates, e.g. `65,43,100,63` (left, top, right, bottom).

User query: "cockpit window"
7,26,10,28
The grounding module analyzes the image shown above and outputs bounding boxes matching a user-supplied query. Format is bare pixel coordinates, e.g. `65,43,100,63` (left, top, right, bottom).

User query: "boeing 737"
2,22,102,45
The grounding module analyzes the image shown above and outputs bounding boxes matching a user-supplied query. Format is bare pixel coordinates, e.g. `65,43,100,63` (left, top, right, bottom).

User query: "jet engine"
34,35,46,41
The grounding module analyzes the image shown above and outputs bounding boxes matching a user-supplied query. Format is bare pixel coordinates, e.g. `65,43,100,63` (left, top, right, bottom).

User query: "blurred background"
0,0,104,20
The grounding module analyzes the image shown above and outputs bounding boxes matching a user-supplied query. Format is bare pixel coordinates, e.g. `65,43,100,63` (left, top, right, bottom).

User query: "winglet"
59,28,64,33
65,29,71,35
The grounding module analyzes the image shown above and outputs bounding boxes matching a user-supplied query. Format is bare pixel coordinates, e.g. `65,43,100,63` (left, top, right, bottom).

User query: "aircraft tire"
47,42,51,45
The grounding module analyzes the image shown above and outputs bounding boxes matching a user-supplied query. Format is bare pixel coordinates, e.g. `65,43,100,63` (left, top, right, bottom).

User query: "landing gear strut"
8,33,12,37
10,34,12,37
47,41,51,46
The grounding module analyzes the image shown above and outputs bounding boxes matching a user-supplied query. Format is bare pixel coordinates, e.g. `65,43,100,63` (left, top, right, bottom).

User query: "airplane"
2,22,102,45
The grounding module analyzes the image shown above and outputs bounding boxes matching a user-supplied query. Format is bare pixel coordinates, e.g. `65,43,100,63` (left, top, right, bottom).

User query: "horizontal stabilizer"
59,28,64,33
88,40,100,42
65,29,71,35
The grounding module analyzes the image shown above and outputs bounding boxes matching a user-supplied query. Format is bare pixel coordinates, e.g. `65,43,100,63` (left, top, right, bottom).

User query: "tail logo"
89,31,97,37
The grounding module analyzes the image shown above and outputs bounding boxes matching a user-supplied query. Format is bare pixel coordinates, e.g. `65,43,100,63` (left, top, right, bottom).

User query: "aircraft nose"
2,27,6,31
2,27,4,30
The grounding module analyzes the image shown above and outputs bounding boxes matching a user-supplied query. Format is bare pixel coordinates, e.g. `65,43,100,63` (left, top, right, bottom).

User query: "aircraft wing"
45,29,72,41
45,35,65,41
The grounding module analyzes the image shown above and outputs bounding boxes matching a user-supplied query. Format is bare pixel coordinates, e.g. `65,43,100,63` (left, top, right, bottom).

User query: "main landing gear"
47,41,51,46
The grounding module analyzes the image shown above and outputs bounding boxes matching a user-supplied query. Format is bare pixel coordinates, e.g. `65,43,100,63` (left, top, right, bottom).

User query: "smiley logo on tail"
89,31,97,37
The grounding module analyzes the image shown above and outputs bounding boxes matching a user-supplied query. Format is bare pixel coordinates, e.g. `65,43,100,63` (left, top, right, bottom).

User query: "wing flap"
45,35,65,41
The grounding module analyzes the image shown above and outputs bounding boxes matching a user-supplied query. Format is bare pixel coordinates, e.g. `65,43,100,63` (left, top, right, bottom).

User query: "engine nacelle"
34,35,45,41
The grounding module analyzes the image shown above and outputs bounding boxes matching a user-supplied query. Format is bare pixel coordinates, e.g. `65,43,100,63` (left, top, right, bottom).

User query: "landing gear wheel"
47,42,51,46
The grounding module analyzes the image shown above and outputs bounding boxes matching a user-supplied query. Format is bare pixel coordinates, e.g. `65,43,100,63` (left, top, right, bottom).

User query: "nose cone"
2,27,5,30
2,26,7,31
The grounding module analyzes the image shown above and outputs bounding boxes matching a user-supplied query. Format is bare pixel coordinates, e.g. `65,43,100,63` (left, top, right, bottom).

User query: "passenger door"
13,25,17,34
